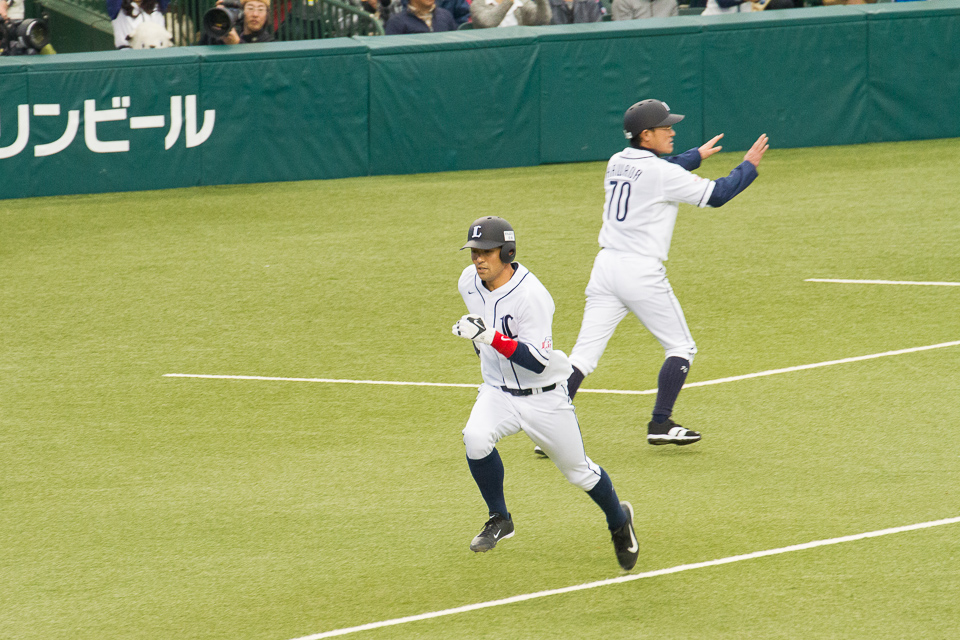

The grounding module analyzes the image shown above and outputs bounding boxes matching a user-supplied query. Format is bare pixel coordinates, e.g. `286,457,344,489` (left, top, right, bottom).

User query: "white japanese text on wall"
0,95,215,159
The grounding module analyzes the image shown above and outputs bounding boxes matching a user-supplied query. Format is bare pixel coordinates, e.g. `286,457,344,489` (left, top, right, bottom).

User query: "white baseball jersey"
458,262,602,492
458,263,573,391
569,147,710,375
598,147,716,261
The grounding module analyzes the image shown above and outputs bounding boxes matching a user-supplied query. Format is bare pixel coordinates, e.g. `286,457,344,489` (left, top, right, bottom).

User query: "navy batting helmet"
462,216,517,264
623,99,685,141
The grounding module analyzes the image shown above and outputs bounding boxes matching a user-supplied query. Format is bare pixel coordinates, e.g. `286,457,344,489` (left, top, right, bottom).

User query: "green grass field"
3,138,959,640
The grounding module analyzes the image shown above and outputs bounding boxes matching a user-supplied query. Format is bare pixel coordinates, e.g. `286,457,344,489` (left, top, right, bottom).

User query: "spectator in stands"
381,0,469,26
611,0,676,19
352,0,383,22
700,0,750,14
278,0,382,37
107,0,171,49
549,0,602,23
199,0,274,44
384,0,457,33
2,0,25,20
471,0,551,27
341,0,387,34
437,0,470,24
378,0,400,23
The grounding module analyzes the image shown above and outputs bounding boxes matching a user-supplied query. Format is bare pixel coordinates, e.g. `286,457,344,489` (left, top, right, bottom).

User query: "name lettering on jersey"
606,163,643,181
500,315,518,339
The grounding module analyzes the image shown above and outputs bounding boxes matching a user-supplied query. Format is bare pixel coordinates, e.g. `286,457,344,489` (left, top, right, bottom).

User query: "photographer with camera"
1,0,51,55
199,0,274,44
107,0,170,48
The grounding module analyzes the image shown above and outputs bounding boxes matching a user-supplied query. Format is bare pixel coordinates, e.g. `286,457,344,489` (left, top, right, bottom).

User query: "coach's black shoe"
647,418,701,446
470,513,515,552
611,501,639,571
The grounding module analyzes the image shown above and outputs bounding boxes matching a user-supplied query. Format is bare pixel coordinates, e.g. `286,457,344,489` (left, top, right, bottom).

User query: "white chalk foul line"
806,278,960,287
650,339,960,394
290,516,960,640
164,340,960,395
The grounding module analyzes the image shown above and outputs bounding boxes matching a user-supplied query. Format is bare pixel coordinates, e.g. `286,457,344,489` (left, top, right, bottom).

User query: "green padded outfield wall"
2,1,960,200
18,50,202,197
868,2,960,142
1,60,31,200
535,20,703,163
196,41,369,186
0,40,369,199
359,29,542,175
701,7,870,151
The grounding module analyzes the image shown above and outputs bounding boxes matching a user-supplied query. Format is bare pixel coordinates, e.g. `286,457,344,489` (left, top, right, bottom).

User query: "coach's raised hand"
744,134,770,168
698,133,724,160
452,314,496,345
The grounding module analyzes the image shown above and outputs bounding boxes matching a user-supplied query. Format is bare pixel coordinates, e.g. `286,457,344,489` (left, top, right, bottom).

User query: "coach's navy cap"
623,99,684,139
462,216,516,250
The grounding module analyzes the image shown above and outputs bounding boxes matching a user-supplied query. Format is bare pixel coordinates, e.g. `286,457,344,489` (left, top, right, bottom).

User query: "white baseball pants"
569,249,697,377
462,383,603,491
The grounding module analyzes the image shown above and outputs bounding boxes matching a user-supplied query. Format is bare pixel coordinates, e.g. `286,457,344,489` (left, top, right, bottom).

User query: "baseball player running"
564,99,769,446
452,216,639,571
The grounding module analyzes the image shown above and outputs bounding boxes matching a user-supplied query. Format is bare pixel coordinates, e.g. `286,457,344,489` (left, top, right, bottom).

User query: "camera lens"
19,20,50,50
202,7,234,38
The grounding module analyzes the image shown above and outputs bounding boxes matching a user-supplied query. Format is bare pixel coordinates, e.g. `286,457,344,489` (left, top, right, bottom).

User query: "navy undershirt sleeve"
665,148,702,172
508,342,546,373
707,161,758,207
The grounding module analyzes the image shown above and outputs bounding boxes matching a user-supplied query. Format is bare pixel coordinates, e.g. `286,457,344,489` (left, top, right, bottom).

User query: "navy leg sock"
567,367,585,400
467,449,509,518
586,468,627,531
652,356,690,423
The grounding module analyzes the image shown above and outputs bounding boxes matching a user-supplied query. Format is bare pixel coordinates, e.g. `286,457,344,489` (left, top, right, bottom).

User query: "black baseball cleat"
533,445,549,458
611,501,639,571
647,418,701,446
470,513,515,552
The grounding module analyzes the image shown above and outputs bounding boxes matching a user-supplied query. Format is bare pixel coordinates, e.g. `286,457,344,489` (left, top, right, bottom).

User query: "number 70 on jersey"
606,180,631,222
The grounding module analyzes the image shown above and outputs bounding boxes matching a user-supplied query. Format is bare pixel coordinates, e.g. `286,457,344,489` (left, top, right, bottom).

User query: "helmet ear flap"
500,242,516,264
